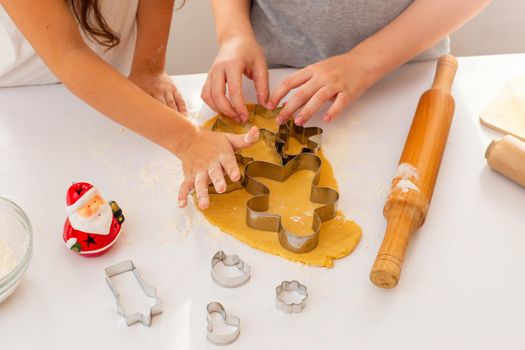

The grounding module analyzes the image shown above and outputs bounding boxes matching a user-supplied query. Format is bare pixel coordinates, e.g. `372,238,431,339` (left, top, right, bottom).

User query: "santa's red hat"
66,182,99,215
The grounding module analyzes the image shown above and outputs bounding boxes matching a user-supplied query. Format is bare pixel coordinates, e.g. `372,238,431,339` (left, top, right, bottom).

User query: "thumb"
226,126,260,151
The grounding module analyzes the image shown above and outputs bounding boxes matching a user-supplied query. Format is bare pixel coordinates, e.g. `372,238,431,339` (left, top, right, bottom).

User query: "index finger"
268,69,311,109
226,66,249,122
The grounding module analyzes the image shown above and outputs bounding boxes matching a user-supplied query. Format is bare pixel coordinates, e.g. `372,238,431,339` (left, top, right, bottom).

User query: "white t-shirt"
0,0,139,87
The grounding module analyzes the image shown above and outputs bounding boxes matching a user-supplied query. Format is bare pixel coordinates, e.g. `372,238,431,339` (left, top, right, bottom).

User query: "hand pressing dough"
480,78,525,141
486,134,525,188
199,105,362,267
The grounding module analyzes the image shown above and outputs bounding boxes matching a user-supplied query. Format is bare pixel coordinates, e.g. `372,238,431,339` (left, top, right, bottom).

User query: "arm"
269,0,492,125
1,0,259,209
201,0,269,123
129,0,186,113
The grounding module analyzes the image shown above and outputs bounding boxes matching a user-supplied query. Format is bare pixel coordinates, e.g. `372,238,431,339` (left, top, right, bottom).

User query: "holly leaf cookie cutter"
206,302,241,345
104,260,162,327
211,250,251,288
244,153,339,254
275,280,308,313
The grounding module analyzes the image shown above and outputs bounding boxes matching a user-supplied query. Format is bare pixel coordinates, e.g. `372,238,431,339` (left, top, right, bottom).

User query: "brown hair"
69,0,120,49
69,0,186,50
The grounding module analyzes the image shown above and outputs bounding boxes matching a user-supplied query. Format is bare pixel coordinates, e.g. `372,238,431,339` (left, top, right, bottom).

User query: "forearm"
349,0,491,84
211,0,254,44
59,47,195,154
131,0,174,74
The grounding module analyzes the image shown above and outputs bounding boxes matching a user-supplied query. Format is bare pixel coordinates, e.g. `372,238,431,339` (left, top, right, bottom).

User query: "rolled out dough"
480,77,525,141
198,105,362,267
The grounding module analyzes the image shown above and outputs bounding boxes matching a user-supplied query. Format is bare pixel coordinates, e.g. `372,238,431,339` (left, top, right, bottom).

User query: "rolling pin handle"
431,55,458,93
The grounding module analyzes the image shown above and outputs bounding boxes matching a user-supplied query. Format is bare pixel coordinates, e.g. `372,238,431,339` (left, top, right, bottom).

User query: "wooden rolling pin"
370,55,458,289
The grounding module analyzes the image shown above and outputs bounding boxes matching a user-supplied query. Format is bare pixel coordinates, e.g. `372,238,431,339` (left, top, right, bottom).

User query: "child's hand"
129,71,187,115
177,125,260,210
201,36,269,123
268,53,374,125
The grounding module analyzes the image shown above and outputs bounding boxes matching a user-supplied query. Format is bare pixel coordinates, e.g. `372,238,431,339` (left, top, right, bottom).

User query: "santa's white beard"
69,203,113,236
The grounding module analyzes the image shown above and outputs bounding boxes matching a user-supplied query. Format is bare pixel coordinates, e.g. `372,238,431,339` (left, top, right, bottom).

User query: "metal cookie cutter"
211,251,251,288
275,280,308,313
277,121,323,163
244,153,339,253
207,302,241,345
104,260,162,327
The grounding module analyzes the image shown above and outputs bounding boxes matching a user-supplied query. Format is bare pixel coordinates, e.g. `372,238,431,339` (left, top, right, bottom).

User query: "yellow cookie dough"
199,105,361,267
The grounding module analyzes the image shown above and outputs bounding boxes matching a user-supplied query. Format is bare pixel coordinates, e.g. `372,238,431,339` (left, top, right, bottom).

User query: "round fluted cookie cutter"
275,280,308,313
211,251,251,288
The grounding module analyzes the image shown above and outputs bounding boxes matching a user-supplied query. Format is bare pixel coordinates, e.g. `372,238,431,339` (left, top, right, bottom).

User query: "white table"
0,54,524,349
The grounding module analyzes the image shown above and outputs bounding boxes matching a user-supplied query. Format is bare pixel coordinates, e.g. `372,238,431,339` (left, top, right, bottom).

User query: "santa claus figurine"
63,182,125,257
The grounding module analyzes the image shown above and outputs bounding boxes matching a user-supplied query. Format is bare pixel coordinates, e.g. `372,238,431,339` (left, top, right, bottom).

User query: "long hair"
69,0,185,50
69,0,120,49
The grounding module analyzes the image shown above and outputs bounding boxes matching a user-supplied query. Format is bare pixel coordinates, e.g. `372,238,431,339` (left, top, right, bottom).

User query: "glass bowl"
0,197,32,304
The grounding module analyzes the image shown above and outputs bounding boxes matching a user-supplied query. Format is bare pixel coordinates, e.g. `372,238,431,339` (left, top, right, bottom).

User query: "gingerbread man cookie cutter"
275,280,308,313
104,260,162,327
211,251,251,288
206,302,241,345
208,105,339,254
244,153,339,254
277,121,323,163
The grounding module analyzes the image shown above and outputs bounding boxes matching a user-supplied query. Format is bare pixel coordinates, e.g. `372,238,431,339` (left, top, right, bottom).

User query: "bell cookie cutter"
244,153,339,253
211,250,251,288
104,260,162,327
275,280,308,313
207,302,241,345
209,105,339,254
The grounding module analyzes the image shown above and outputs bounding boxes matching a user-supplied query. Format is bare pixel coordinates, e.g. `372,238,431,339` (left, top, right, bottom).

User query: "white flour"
0,238,17,279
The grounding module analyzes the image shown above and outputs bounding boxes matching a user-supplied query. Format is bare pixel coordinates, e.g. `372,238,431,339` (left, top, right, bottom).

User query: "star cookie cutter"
211,250,251,288
244,152,339,253
104,260,162,327
206,302,241,345
275,280,308,313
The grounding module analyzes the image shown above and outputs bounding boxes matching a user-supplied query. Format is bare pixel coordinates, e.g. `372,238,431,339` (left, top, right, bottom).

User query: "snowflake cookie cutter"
211,250,251,288
206,302,241,345
104,260,162,327
275,280,308,313
244,153,339,254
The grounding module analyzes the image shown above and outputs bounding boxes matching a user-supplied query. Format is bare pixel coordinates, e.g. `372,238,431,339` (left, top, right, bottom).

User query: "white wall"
166,0,525,75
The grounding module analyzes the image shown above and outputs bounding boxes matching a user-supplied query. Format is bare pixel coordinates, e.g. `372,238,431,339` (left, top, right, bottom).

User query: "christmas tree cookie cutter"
104,260,163,327
244,153,339,254
211,251,251,288
275,280,308,313
206,302,241,345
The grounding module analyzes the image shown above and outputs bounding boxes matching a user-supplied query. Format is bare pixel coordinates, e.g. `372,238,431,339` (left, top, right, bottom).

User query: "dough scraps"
198,105,361,267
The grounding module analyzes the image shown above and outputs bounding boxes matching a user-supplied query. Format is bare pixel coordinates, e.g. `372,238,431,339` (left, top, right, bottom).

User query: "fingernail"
295,117,304,125
198,198,208,208
267,102,274,110
323,114,331,122
230,170,240,181
276,116,284,125
178,199,186,208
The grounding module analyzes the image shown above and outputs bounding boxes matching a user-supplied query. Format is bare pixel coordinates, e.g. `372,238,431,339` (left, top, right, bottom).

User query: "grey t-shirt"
251,0,450,68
